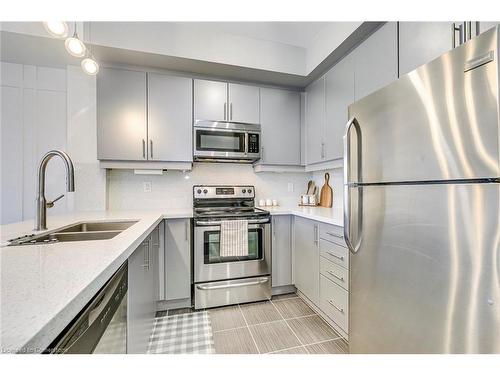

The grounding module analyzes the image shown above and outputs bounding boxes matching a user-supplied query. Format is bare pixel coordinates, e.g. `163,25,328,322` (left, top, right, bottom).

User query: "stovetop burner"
193,185,269,220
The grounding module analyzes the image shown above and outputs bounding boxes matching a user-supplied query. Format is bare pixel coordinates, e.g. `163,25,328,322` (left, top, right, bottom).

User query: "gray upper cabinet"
325,54,354,161
165,219,191,302
148,74,193,162
353,22,398,101
260,87,301,165
272,215,293,287
194,79,228,122
399,22,454,76
228,83,260,124
305,77,326,165
97,68,147,161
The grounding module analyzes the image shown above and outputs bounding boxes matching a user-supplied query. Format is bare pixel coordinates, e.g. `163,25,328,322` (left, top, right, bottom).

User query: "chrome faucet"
35,150,75,231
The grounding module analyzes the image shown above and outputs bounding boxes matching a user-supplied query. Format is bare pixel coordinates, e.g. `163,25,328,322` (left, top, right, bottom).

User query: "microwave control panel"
248,133,260,154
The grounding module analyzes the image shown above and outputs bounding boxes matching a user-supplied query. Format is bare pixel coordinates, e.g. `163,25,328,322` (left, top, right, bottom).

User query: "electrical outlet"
288,183,294,192
143,181,152,193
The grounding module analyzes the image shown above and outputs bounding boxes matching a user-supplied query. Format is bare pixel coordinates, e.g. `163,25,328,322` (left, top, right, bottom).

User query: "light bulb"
65,37,86,57
43,21,68,38
81,58,99,75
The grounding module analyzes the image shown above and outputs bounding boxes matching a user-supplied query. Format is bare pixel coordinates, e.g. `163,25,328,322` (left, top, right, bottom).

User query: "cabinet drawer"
319,239,349,269
320,275,348,332
319,223,345,247
320,256,348,291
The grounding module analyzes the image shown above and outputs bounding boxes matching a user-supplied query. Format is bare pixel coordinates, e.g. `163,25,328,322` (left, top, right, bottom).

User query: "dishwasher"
47,262,128,354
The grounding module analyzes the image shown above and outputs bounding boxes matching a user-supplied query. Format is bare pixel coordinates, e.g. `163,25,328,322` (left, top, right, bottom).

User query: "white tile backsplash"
107,163,313,210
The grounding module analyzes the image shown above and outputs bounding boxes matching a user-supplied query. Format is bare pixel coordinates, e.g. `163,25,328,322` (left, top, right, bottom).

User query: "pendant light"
65,22,86,58
81,22,99,76
43,21,68,38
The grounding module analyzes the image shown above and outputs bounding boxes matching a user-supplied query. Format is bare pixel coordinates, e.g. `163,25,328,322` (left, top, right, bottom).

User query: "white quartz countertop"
263,205,343,227
0,209,192,353
0,205,340,353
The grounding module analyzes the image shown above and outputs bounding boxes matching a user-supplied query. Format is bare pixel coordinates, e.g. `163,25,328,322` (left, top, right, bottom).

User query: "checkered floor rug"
147,311,215,354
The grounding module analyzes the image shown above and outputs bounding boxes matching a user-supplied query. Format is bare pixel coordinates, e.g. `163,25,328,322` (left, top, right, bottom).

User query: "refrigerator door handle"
343,117,362,254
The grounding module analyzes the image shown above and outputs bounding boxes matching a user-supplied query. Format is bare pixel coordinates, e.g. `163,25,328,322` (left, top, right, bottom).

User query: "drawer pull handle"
327,251,344,261
327,270,344,282
326,232,343,239
328,300,344,313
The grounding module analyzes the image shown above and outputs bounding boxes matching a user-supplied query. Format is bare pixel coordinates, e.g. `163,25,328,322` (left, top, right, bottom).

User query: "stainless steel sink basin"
7,220,138,246
57,221,138,233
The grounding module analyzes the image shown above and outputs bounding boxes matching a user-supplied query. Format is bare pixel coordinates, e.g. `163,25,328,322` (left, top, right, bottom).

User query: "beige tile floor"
208,293,348,354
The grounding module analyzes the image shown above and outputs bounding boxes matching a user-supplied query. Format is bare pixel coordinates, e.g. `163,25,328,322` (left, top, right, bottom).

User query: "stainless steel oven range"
193,185,271,309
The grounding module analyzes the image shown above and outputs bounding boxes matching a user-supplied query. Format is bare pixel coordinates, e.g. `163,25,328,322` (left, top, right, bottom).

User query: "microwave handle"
244,132,248,155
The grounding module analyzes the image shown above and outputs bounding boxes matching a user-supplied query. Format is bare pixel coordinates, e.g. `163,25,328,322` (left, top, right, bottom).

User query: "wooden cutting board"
318,172,333,208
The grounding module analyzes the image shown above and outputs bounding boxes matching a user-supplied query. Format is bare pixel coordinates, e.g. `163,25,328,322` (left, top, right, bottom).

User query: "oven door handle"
195,218,270,226
196,277,270,290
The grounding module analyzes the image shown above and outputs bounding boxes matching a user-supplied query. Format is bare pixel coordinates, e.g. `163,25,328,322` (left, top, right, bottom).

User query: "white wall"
0,61,106,224
311,168,344,211
107,164,313,210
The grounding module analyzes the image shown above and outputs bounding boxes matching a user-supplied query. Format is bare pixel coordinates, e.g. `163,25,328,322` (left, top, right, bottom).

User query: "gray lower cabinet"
293,217,319,305
325,53,354,161
147,73,193,162
353,22,398,101
399,22,454,76
259,88,301,165
127,227,159,353
165,219,191,303
479,22,499,34
271,215,293,287
97,68,147,161
305,77,326,165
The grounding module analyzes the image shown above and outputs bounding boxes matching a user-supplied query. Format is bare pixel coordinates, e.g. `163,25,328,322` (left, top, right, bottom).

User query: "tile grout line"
237,303,261,354
269,299,305,348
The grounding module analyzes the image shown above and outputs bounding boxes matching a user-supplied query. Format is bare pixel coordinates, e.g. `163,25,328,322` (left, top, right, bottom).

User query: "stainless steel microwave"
193,120,261,163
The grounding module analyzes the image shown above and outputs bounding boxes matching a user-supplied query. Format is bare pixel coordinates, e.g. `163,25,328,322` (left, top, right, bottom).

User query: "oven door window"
196,130,246,153
204,228,263,263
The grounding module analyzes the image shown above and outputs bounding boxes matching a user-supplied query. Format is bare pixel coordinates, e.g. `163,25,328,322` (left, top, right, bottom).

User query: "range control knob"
242,189,246,193
247,189,252,194
203,189,208,194
197,189,202,194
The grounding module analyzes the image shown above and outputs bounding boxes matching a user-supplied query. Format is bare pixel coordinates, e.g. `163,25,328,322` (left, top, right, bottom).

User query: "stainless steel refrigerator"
344,26,500,353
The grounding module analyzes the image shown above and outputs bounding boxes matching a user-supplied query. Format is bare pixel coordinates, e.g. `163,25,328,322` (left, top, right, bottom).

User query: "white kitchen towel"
220,220,249,257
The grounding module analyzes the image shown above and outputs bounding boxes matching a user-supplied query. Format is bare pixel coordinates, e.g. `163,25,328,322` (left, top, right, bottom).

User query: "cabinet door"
165,219,191,301
148,74,193,162
97,68,147,161
194,79,227,122
294,217,319,305
272,215,293,287
399,22,454,76
127,239,148,353
260,88,301,165
228,83,260,124
354,22,398,101
305,77,325,165
325,54,354,161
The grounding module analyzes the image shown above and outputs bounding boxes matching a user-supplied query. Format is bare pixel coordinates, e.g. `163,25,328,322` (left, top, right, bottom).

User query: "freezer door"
348,183,500,353
346,27,500,184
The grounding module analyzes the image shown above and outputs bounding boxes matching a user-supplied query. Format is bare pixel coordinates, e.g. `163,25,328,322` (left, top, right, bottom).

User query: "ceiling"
171,22,332,48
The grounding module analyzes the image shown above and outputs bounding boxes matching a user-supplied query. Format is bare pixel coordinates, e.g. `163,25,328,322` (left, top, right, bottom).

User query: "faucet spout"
35,150,75,231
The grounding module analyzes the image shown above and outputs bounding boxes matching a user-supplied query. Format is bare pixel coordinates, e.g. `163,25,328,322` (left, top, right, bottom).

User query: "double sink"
8,221,138,246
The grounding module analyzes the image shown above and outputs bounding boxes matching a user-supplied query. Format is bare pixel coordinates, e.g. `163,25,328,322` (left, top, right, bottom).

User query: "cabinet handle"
230,102,233,120
224,102,227,121
150,140,153,159
326,232,343,239
327,270,345,282
185,221,188,241
143,241,150,270
327,251,344,261
142,139,146,159
328,300,344,313
314,225,318,244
